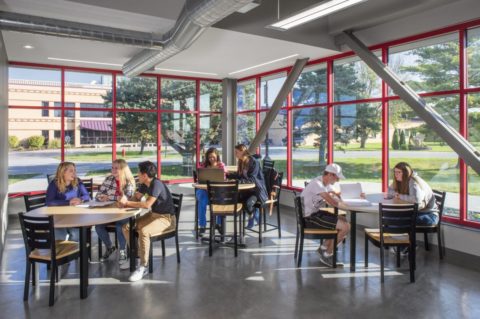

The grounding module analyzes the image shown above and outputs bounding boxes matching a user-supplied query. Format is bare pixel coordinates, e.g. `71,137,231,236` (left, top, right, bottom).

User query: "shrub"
399,130,406,149
27,135,45,149
48,138,61,149
392,129,400,150
8,136,19,149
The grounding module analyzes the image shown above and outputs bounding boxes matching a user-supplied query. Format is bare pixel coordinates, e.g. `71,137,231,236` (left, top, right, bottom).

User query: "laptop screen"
197,168,225,184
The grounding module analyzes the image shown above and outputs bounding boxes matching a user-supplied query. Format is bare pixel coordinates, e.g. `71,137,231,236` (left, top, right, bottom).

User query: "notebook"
197,168,225,184
339,183,371,207
75,200,115,208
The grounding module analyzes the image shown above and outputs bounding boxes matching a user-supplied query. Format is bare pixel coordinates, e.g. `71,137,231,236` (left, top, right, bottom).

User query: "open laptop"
197,168,225,184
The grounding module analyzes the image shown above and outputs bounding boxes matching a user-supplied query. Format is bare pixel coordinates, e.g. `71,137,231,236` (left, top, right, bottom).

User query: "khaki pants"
122,212,175,267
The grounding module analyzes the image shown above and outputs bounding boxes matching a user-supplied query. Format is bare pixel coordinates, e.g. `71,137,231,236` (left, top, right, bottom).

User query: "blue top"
46,178,91,206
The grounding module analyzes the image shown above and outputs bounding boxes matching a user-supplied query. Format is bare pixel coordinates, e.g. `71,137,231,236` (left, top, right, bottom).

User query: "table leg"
350,211,357,272
79,226,89,299
129,216,136,272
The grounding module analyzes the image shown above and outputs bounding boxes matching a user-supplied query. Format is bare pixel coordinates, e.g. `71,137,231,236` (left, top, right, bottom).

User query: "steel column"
221,78,237,165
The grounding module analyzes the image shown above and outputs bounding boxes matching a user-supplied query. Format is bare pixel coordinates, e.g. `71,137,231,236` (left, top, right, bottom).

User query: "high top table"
25,205,141,299
338,193,407,272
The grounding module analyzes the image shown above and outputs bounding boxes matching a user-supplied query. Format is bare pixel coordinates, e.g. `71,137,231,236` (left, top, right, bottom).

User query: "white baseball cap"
325,163,345,179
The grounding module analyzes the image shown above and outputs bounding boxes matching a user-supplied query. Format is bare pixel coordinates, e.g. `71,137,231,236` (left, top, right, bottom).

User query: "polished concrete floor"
1,195,480,319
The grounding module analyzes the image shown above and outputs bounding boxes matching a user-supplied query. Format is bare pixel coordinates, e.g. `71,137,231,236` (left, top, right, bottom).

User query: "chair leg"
194,192,199,240
294,230,299,260
49,263,56,306
263,209,267,232
234,214,238,257
396,246,401,268
23,260,31,301
31,262,36,287
276,204,282,238
98,237,103,261
380,244,385,283
149,239,153,274
364,236,369,268
161,240,166,257
258,207,263,244
175,234,181,263
410,242,416,283
437,230,444,259
297,234,304,267
87,227,92,261
424,232,430,251
55,265,59,283
209,214,214,257
333,237,338,268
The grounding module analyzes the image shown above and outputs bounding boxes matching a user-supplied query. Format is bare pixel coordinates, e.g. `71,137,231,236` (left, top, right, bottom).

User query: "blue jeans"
95,218,129,250
417,213,439,226
196,189,221,227
55,228,79,241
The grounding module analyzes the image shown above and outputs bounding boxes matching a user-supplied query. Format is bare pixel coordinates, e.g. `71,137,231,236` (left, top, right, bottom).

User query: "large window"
116,76,157,109
293,64,327,106
237,80,256,111
260,73,286,108
161,79,196,111
467,27,480,88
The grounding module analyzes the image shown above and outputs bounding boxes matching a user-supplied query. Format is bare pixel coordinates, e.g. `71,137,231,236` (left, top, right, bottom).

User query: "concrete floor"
1,195,480,319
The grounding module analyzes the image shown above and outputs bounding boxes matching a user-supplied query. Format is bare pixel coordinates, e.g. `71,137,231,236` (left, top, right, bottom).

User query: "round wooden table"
25,205,141,299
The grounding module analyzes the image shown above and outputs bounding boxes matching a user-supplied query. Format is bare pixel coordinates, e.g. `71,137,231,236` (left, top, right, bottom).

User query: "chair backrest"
206,180,239,206
432,189,446,220
379,203,418,240
171,193,183,231
46,174,55,184
263,158,275,171
24,193,47,212
18,212,56,258
293,195,306,231
273,172,284,200
81,178,94,199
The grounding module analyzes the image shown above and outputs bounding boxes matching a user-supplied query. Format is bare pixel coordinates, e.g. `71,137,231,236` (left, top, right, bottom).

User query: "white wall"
0,32,9,261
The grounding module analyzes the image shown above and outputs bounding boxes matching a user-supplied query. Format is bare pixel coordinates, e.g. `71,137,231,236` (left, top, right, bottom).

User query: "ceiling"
1,0,480,79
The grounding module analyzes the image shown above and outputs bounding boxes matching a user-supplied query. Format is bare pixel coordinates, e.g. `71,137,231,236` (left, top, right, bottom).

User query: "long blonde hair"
55,162,78,193
113,159,136,192
235,144,251,174
392,162,416,195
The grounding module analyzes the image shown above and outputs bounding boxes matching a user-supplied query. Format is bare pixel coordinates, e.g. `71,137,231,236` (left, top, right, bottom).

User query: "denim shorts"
417,213,439,226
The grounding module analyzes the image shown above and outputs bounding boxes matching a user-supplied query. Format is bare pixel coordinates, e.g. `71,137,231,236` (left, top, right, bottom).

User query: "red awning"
80,120,112,132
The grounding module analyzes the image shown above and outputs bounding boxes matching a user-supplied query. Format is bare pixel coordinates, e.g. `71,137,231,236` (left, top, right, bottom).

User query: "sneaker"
319,252,333,267
316,245,328,254
128,266,148,282
215,224,223,235
199,227,206,235
120,258,131,270
100,246,116,262
118,250,128,265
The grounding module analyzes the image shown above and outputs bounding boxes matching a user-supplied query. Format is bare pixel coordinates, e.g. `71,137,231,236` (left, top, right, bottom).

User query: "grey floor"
1,195,480,319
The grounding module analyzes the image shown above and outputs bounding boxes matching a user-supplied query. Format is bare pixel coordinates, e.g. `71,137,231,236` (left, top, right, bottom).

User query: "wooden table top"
225,165,237,173
24,205,141,228
338,193,409,214
192,183,255,190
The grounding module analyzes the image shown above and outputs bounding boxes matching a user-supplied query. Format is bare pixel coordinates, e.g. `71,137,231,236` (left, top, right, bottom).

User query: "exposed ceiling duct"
0,10,165,50
122,0,255,77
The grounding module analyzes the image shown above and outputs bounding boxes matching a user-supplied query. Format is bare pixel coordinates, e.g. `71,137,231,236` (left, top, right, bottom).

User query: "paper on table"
342,198,371,207
76,200,115,208
340,183,363,199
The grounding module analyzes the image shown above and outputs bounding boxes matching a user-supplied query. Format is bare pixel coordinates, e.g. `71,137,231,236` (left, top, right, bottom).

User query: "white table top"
338,193,408,213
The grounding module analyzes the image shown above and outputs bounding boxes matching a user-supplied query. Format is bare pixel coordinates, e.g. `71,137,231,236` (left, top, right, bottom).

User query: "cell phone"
126,208,138,211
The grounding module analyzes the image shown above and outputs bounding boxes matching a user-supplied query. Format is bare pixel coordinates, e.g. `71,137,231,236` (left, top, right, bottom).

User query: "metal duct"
0,11,164,50
122,0,254,77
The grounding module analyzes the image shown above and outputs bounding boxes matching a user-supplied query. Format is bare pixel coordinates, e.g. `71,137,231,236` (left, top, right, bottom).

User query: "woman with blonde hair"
95,159,136,263
46,161,91,240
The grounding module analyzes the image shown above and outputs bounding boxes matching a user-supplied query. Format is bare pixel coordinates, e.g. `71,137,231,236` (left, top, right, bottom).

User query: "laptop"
197,168,225,184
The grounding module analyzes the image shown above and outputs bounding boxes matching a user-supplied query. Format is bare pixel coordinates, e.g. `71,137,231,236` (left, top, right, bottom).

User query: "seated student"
95,159,136,264
119,161,175,282
301,163,351,267
196,147,227,235
46,161,91,241
388,162,438,226
227,144,268,229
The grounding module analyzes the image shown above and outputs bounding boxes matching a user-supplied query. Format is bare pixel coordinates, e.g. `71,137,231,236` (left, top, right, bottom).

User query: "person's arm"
320,191,340,208
77,181,91,202
45,182,69,206
120,194,156,209
398,180,426,208
95,177,110,201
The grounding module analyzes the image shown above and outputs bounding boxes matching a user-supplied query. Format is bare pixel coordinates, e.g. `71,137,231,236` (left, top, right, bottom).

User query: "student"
227,144,268,228
196,147,227,235
95,159,136,264
46,162,91,241
388,162,438,226
301,163,351,267
119,161,175,282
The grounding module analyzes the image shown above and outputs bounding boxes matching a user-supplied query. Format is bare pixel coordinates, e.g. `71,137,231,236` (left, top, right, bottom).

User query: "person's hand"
134,192,143,201
98,194,108,202
394,193,400,200
70,198,82,206
118,195,128,207
360,192,366,199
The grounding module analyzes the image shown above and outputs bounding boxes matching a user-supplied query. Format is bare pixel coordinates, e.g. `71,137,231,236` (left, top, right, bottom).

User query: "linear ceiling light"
47,57,122,66
154,68,218,76
229,54,299,75
269,0,368,31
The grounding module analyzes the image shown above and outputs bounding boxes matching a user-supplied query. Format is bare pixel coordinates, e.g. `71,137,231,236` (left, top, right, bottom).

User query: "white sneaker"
128,266,148,282
319,252,333,267
120,258,131,270
118,250,128,265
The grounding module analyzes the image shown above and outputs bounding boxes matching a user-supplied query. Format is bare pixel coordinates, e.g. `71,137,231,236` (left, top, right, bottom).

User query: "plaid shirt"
95,175,135,201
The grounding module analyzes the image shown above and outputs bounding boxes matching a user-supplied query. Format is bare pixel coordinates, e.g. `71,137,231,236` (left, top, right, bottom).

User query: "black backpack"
263,167,280,196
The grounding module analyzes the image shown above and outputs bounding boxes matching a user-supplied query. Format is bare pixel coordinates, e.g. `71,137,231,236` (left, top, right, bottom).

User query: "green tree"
392,129,400,150
399,129,406,148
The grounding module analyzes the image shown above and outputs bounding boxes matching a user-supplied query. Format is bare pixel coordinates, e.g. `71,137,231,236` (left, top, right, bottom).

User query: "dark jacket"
228,156,268,204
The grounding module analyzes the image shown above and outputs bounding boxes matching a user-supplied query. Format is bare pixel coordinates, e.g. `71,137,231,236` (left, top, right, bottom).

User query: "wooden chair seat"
211,203,243,215
304,228,338,235
365,229,410,245
30,240,79,261
150,226,176,238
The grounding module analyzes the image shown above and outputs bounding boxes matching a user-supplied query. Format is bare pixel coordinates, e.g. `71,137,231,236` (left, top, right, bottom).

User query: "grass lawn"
9,174,41,185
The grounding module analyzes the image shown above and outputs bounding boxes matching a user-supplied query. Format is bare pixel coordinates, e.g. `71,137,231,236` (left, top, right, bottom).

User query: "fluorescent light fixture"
229,54,299,75
269,0,368,31
47,57,122,66
154,68,218,76
23,44,34,49
237,0,261,14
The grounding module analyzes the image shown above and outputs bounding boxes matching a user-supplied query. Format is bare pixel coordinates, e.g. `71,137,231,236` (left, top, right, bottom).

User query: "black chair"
18,212,79,306
193,170,201,239
263,158,275,171
415,190,446,259
206,181,243,257
147,193,183,273
293,194,338,267
364,203,418,283
24,193,47,212
80,178,94,198
46,174,55,184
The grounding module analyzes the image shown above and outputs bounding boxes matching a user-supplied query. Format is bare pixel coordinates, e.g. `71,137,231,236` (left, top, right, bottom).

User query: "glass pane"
334,103,382,192
116,76,157,109
116,112,158,175
236,113,256,146
389,96,460,217
259,110,287,177
8,108,59,192
161,79,196,111
200,81,222,112
9,67,61,107
199,113,222,151
389,33,459,94
292,64,327,106
292,107,328,188
467,93,480,222
65,71,112,110
54,102,75,118
161,113,196,180
467,27,480,88
237,80,256,111
260,73,287,108
334,54,381,102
